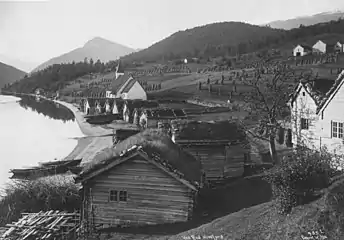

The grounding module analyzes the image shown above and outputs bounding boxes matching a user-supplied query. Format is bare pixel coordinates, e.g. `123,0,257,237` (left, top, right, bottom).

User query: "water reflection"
18,95,75,122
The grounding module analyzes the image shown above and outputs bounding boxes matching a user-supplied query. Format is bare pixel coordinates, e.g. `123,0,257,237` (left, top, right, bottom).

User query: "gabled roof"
75,145,198,191
171,120,247,143
76,129,202,189
317,70,344,113
297,44,312,51
319,39,340,46
111,73,132,94
121,78,137,94
85,98,98,107
142,108,187,119
289,79,335,107
124,100,159,112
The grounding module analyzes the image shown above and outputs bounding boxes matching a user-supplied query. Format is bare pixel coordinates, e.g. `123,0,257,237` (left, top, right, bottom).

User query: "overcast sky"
1,0,344,64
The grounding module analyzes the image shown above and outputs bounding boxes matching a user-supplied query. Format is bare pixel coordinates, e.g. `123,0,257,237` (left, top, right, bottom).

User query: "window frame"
332,121,344,139
109,189,128,202
300,118,309,130
119,190,128,202
109,190,118,202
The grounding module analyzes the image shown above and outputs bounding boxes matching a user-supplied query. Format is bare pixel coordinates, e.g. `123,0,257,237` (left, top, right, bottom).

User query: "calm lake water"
0,95,84,190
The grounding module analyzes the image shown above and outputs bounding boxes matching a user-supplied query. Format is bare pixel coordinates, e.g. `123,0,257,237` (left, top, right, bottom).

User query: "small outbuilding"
76,130,202,230
171,120,249,184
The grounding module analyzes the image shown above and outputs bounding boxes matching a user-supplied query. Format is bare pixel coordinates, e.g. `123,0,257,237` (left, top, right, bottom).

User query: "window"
332,121,344,139
302,92,305,96
109,190,127,202
301,118,309,130
119,191,128,202
109,190,118,202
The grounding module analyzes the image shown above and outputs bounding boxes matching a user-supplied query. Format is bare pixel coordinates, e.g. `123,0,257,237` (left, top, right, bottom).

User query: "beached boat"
86,118,114,125
84,113,120,120
85,114,121,125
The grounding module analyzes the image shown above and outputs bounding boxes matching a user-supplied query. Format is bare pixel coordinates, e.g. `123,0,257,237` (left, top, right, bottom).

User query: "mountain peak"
31,37,135,73
84,37,115,47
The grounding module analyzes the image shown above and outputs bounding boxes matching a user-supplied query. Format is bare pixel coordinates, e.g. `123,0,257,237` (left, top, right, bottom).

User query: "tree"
241,68,302,164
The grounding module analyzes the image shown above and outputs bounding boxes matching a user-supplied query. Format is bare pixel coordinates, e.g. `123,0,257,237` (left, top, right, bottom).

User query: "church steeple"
115,60,124,79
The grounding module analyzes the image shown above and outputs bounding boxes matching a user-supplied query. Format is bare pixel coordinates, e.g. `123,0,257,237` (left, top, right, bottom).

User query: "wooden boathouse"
75,130,202,231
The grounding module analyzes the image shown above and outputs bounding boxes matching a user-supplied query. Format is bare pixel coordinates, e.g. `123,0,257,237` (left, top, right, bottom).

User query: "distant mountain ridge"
266,10,344,30
32,37,136,73
0,62,27,89
0,54,37,73
121,22,285,63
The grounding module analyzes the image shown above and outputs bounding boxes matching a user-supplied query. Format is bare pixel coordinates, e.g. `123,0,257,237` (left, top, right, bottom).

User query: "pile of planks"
1,210,80,240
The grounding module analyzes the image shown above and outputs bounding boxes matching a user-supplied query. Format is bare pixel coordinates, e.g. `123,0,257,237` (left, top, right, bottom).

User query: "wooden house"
137,108,187,129
95,99,107,114
289,78,335,149
123,100,159,123
105,62,147,100
315,70,344,155
104,98,115,113
170,120,249,183
84,98,98,115
312,40,342,54
111,98,125,115
293,44,312,57
75,132,202,230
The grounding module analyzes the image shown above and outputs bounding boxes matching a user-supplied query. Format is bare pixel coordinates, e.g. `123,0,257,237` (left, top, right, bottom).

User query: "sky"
1,0,344,65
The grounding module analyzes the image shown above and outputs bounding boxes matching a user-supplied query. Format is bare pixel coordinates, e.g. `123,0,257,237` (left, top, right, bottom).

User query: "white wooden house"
289,73,344,156
105,62,147,100
316,70,344,155
293,44,312,57
312,40,342,54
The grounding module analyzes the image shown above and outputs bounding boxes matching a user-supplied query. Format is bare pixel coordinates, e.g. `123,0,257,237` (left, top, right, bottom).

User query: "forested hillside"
122,19,344,63
0,62,26,89
2,59,117,94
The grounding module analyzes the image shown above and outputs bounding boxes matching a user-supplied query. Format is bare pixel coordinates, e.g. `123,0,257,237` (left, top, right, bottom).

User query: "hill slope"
0,62,26,89
121,22,286,62
32,37,135,73
266,11,344,30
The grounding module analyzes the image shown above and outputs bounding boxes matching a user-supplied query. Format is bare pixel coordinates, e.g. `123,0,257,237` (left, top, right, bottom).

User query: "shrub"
264,145,334,214
321,178,344,233
0,175,80,226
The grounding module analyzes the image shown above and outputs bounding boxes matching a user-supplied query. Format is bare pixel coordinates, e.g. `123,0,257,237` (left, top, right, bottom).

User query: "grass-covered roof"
78,129,203,185
171,120,247,142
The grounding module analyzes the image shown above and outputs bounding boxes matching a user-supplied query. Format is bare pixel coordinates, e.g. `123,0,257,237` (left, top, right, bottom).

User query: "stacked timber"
1,211,80,240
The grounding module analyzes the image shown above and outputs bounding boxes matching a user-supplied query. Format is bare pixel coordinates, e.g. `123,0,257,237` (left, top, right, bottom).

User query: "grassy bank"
0,175,80,227
164,177,344,240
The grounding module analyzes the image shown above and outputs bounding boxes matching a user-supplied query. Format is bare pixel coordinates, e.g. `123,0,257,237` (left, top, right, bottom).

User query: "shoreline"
3,92,137,166
52,99,114,165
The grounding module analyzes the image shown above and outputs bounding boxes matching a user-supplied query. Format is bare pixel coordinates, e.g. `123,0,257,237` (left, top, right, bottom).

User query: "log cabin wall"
180,144,246,182
224,145,246,178
83,157,195,229
182,145,226,182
